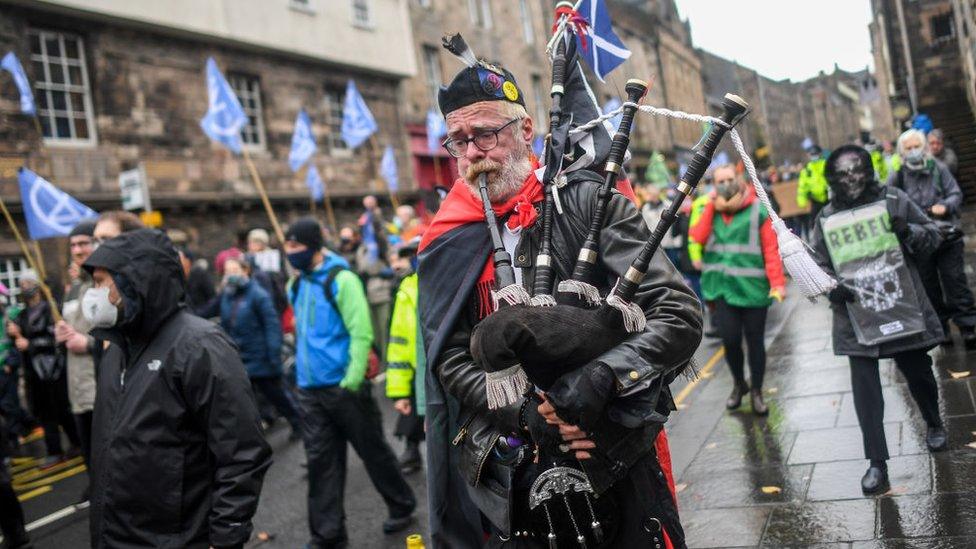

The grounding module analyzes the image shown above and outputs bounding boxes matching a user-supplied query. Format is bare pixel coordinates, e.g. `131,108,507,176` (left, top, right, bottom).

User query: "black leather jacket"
434,171,703,527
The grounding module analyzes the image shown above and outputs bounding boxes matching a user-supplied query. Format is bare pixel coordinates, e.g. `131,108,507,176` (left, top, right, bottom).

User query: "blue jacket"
288,253,373,389
219,279,282,378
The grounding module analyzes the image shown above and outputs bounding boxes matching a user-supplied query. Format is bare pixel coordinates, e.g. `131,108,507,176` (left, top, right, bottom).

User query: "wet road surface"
9,285,976,547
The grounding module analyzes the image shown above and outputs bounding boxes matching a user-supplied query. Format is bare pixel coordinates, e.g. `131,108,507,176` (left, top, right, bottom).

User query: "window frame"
0,257,31,306
324,86,352,156
519,0,535,44
422,45,443,112
531,74,546,132
351,0,374,29
468,0,493,29
28,28,98,148
227,73,267,152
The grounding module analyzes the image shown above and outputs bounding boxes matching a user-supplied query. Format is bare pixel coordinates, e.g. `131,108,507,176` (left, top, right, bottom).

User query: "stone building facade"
0,0,416,275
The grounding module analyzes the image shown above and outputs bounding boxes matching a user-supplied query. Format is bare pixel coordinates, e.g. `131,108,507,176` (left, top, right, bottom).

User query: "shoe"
726,383,749,410
38,455,64,469
398,442,422,474
860,466,890,495
926,426,948,451
962,329,976,350
750,389,769,416
382,514,414,534
76,484,90,505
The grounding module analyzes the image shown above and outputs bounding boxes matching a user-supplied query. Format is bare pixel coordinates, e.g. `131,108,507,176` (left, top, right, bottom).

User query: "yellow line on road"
9,458,39,475
14,464,87,492
13,457,84,484
673,348,725,406
16,486,52,502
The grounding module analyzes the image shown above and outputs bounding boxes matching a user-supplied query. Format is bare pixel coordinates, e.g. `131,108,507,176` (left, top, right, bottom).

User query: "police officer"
887,129,976,349
796,143,828,239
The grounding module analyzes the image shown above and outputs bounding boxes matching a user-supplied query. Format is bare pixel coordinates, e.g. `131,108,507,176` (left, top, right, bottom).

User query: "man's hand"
6,321,20,338
55,320,75,343
536,396,596,460
827,284,857,304
393,398,412,416
769,286,786,303
544,363,617,431
931,203,947,217
14,337,28,352
66,333,89,354
68,262,81,282
692,259,704,271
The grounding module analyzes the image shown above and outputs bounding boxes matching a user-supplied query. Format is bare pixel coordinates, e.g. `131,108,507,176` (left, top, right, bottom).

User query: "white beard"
464,148,533,203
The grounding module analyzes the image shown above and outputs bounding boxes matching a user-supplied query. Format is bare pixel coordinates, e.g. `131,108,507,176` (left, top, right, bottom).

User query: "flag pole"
31,241,47,280
240,148,287,248
323,186,338,237
0,196,62,322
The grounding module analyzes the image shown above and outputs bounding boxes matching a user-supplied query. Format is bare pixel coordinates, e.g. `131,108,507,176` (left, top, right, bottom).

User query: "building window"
227,74,266,149
468,0,492,29
531,75,546,130
28,28,96,145
519,0,535,44
325,87,348,152
422,45,443,111
290,0,315,14
0,257,30,305
417,0,432,7
931,13,954,42
351,0,372,28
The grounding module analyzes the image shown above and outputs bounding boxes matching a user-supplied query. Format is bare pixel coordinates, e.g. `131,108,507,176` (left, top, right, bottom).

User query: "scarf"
420,161,543,318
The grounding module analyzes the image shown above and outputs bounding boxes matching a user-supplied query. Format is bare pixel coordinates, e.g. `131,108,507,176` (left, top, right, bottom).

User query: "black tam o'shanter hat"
437,33,525,117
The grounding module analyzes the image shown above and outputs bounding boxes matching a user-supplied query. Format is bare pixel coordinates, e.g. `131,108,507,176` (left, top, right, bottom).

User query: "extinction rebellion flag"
821,200,926,346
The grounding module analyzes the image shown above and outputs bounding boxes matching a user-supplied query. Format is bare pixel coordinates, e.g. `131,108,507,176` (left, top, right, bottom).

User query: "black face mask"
830,152,872,202
20,286,39,300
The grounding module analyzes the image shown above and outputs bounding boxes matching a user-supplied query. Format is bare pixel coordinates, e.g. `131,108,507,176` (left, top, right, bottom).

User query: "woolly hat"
284,217,324,251
437,34,524,117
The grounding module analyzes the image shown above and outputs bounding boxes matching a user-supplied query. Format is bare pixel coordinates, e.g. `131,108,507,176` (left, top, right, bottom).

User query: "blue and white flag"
708,151,731,171
340,80,377,149
361,211,380,262
577,0,631,82
532,135,545,157
305,164,324,203
289,109,317,172
426,109,448,153
1,52,35,115
17,168,97,240
199,57,248,154
601,97,622,131
381,145,399,192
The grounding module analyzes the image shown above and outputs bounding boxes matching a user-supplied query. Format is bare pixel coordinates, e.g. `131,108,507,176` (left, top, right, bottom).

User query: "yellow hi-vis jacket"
385,273,419,400
796,157,828,208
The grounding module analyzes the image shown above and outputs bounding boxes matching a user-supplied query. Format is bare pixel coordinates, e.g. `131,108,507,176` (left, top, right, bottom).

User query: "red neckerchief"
420,161,542,318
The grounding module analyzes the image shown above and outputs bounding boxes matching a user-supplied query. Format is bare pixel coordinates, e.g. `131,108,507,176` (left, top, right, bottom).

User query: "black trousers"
298,383,416,548
75,410,93,466
849,349,942,461
0,371,32,445
918,238,976,331
714,299,769,390
28,372,80,456
251,376,302,432
0,459,30,548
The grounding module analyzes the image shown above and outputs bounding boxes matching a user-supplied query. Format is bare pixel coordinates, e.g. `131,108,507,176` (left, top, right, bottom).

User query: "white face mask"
82,287,119,328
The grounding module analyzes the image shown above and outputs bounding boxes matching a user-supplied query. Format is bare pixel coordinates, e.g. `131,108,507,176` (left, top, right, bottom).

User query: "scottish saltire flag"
340,80,377,149
577,0,631,82
361,211,380,262
305,164,324,203
381,145,399,192
602,97,622,131
199,57,248,154
289,109,317,172
1,52,35,115
17,168,97,240
426,109,448,153
708,151,731,171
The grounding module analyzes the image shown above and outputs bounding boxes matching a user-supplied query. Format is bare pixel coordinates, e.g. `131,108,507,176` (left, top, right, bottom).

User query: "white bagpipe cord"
569,102,837,299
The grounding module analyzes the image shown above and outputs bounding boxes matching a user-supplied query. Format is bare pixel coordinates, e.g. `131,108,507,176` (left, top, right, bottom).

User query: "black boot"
861,461,890,495
941,324,955,347
750,389,769,416
726,381,749,410
962,327,976,351
926,426,948,451
398,440,422,474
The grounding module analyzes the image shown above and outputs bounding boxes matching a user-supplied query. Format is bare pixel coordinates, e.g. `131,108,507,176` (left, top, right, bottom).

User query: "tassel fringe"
530,294,557,307
486,364,529,410
557,279,602,306
605,291,646,333
492,283,531,310
771,219,837,298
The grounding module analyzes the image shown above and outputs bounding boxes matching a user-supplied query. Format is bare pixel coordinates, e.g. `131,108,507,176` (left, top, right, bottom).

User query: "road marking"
25,503,81,532
9,458,39,475
16,486,52,502
14,464,87,491
13,457,84,484
673,348,725,406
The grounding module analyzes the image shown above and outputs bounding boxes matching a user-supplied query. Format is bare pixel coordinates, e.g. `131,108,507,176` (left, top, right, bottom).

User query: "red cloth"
688,189,785,290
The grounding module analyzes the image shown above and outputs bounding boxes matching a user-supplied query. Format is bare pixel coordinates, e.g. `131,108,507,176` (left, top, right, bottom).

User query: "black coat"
84,230,272,549
419,172,703,544
811,185,944,357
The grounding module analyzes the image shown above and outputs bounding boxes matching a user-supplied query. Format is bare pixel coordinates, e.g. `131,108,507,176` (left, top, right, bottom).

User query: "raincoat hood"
83,228,186,340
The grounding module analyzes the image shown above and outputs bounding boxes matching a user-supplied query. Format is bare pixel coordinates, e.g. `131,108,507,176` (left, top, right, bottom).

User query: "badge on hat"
503,81,519,102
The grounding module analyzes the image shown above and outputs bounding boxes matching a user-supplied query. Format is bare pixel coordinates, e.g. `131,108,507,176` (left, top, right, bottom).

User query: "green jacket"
688,194,710,263
701,202,773,307
871,150,888,182
386,274,419,400
796,157,828,208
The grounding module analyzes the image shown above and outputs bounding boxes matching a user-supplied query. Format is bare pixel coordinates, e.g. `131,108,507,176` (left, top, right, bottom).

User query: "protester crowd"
0,117,971,547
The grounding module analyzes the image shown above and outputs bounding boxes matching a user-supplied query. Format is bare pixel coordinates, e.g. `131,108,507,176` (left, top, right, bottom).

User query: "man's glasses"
442,118,522,158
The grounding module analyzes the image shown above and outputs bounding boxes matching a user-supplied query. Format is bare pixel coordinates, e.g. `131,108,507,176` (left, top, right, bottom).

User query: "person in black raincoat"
812,145,947,495
82,229,272,549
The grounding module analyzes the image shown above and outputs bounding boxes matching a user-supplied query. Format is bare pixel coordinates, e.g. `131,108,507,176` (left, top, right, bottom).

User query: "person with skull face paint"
690,165,786,416
82,229,272,548
887,129,976,349
812,145,948,495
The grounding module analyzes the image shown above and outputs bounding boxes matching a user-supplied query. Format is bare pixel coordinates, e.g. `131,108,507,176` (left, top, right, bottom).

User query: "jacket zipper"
473,433,500,485
452,415,476,446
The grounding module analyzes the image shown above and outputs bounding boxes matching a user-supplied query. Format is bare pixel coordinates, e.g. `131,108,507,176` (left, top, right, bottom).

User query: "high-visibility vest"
701,201,772,307
386,273,419,399
796,158,828,208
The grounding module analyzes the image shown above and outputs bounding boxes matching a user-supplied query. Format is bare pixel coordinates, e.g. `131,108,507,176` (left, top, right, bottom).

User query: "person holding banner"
812,145,947,495
690,165,786,415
